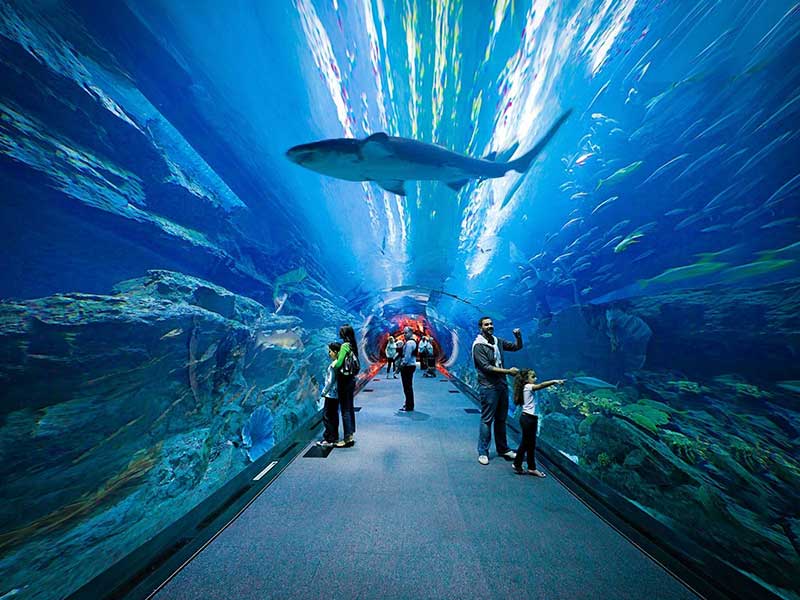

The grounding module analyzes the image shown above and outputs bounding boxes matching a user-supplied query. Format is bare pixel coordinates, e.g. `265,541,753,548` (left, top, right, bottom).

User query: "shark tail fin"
483,142,520,163
509,109,573,173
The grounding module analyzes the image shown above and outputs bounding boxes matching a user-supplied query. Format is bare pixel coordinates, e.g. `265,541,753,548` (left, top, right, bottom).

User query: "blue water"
1,1,799,598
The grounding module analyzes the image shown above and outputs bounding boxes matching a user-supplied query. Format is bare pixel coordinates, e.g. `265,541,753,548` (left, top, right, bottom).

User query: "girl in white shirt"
511,369,565,476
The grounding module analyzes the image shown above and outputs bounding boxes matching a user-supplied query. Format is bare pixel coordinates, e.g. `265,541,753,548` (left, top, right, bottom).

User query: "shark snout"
286,145,314,165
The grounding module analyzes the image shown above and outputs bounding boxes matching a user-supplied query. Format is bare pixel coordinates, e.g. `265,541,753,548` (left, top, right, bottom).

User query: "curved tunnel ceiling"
4,0,798,330
120,0,799,330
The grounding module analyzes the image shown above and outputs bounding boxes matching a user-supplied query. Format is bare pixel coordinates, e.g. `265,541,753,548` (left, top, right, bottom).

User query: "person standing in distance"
398,326,417,412
472,317,523,465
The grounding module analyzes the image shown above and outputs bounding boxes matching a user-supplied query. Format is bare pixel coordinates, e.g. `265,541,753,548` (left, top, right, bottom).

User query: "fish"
614,233,644,253
273,267,308,305
665,208,689,217
721,259,795,281
591,196,618,215
553,252,574,264
607,220,631,237
539,332,553,338
286,110,572,195
755,91,800,133
560,218,583,232
701,224,731,233
732,206,768,229
639,261,728,287
574,152,596,166
764,173,800,208
596,263,615,274
675,144,727,182
637,154,690,188
273,292,289,313
692,111,739,141
757,241,800,260
632,249,656,263
160,328,183,340
695,244,745,262
256,330,305,351
675,212,708,231
761,217,799,229
734,131,793,177
601,235,624,250
675,118,705,144
720,148,750,170
573,376,616,389
570,191,590,201
701,182,741,214
776,381,800,394
596,161,644,191
571,262,593,274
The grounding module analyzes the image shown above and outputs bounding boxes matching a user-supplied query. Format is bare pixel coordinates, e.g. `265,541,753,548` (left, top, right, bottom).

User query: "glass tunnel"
0,1,799,599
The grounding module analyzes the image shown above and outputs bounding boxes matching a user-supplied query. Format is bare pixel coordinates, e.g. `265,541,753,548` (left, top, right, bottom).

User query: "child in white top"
316,342,342,447
511,369,565,476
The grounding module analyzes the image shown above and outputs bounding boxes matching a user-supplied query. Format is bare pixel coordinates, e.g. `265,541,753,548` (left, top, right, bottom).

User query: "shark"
286,109,572,196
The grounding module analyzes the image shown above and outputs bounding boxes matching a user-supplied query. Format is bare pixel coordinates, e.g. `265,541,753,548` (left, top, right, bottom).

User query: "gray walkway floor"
155,373,698,600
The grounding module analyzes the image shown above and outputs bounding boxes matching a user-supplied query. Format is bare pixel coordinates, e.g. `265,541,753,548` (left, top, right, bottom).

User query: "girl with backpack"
333,324,360,447
511,369,565,476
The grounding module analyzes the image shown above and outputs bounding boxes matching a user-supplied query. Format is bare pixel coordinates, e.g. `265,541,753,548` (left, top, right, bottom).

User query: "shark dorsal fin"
364,132,390,143
375,180,406,196
483,151,497,161
362,132,393,159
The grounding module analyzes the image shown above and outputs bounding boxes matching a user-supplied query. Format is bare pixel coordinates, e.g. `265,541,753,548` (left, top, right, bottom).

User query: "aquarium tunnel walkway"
95,372,698,600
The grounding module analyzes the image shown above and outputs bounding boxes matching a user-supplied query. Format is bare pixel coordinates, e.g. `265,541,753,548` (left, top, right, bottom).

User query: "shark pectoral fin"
376,180,407,196
446,179,470,192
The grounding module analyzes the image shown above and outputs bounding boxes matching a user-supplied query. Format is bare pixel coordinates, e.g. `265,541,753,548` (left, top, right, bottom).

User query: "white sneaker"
501,450,517,460
478,455,489,465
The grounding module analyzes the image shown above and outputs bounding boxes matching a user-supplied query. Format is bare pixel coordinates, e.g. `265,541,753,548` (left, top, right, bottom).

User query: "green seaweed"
619,402,670,434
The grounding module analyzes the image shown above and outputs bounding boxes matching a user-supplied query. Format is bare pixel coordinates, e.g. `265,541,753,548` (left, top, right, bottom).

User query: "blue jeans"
477,384,511,456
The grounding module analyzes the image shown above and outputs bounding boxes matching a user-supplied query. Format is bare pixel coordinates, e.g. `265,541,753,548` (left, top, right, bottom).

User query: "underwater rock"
0,270,326,599
605,308,652,370
540,412,579,455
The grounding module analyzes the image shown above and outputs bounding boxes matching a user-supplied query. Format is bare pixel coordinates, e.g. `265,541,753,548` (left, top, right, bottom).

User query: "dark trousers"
337,374,356,438
514,413,539,470
400,365,416,409
385,357,396,374
477,384,511,456
322,396,340,442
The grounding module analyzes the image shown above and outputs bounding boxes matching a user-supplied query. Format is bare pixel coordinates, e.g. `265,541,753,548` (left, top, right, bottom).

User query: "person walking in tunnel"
424,335,437,376
385,335,398,377
394,337,404,378
418,335,433,376
316,341,342,447
472,317,523,465
334,325,360,447
512,369,564,476
398,326,417,412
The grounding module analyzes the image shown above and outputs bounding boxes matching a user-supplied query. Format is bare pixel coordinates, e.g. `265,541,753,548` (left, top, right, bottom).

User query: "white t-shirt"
522,383,537,415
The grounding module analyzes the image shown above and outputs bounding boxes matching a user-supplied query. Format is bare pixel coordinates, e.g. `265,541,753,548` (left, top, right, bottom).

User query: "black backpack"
340,350,360,376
